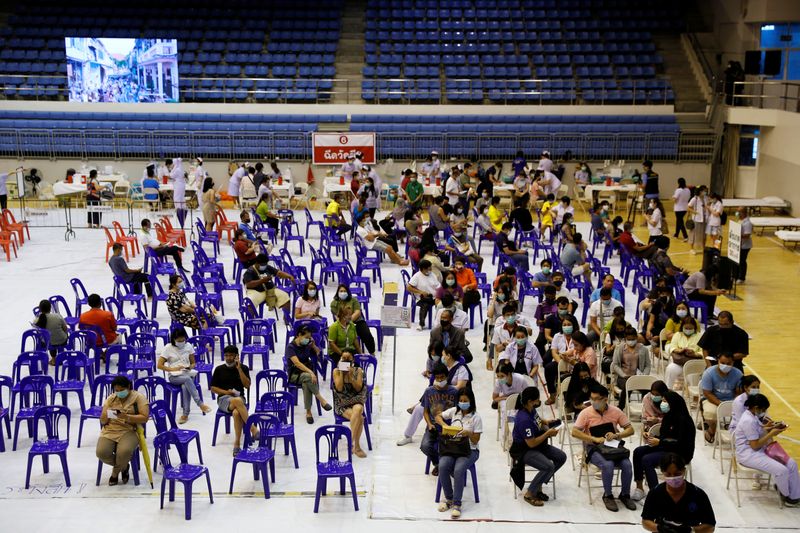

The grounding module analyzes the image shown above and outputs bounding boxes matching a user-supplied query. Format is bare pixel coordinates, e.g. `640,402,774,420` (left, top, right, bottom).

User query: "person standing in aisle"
640,160,659,214
687,186,707,255
86,169,102,228
736,207,753,284
166,158,187,228
228,162,248,207
672,177,691,241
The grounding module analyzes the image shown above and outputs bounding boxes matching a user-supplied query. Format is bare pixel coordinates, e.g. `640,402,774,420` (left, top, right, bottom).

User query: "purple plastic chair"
212,389,249,446
186,335,215,396
21,328,50,353
150,400,203,469
25,404,71,488
128,333,157,379
254,369,288,405
114,275,146,316
353,354,377,423
103,344,135,376
434,463,480,503
257,391,299,468
13,375,53,451
314,424,358,513
52,351,89,411
154,430,214,520
0,375,11,452
9,351,49,421
135,376,179,420
229,413,278,498
195,307,232,357
104,296,140,339
72,326,104,379
49,294,79,330
96,445,141,486
241,319,275,370
69,278,90,315
131,319,170,348
78,374,118,448
148,274,171,319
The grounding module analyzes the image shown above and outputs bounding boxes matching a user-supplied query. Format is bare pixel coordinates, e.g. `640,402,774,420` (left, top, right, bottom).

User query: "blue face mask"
299,338,311,346
458,401,471,411
516,338,527,346
116,390,129,400
562,325,573,335
505,315,516,325
660,402,670,414
651,395,662,403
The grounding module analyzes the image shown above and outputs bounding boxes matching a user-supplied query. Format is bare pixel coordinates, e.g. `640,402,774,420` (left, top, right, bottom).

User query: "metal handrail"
686,32,718,92
730,81,800,113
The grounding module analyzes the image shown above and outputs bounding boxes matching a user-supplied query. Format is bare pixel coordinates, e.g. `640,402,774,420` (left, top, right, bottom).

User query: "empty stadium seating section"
364,0,680,104
0,1,343,102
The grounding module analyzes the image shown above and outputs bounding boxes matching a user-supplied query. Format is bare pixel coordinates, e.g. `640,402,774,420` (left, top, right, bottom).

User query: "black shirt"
242,264,279,292
697,324,749,363
641,482,716,531
496,232,518,253
509,207,534,232
211,363,251,396
286,342,315,377
543,313,564,336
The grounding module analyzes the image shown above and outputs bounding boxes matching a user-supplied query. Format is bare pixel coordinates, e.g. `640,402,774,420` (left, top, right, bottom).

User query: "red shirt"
617,231,636,252
234,240,256,263
79,308,118,345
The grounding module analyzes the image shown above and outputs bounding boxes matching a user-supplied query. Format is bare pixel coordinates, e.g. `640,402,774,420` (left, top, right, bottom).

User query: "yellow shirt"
325,200,341,226
665,331,702,356
488,204,505,232
541,200,554,227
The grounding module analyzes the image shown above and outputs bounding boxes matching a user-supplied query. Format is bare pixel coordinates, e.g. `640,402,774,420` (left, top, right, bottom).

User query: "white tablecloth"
324,177,355,198
722,197,790,209
775,230,800,242
750,217,800,228
584,184,637,196
53,182,88,197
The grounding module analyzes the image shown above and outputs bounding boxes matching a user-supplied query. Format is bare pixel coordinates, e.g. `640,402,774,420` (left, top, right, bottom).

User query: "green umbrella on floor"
136,425,154,489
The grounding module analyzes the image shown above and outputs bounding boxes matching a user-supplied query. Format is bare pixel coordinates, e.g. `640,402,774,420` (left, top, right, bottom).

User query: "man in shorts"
242,253,294,313
355,217,410,266
210,345,254,455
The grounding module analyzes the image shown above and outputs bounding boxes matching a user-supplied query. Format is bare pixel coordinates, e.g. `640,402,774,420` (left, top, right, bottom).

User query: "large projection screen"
65,38,179,103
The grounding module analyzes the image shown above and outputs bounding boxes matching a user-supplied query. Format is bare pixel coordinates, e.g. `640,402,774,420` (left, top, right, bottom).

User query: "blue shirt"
699,366,743,402
421,385,459,420
589,287,622,303
512,157,527,176
512,407,545,447
239,222,257,241
532,271,552,284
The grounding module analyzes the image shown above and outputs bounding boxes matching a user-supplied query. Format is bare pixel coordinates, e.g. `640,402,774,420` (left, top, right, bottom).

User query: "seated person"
492,362,530,410
734,393,800,506
559,233,592,283
641,453,716,532
610,327,651,409
79,293,119,345
209,346,255,456
139,218,187,272
430,309,472,363
487,196,505,233
109,243,152,298
475,204,495,236
618,221,657,259
641,380,670,433
663,316,702,389
447,231,483,271
491,304,533,359
697,311,749,371
452,256,481,308
699,353,742,443
539,193,556,237
331,285,375,354
587,288,623,345
509,197,534,232
571,383,637,512
435,270,465,308
496,222,529,273
287,325,333,424
442,344,473,390
255,193,281,231
663,302,691,342
563,362,598,415
327,308,362,365
590,274,622,303
294,281,323,321
407,260,442,330
232,229,259,268
157,327,211,424
325,194,352,236
499,326,542,381
242,254,294,313
434,293,469,332
417,364,459,475
552,196,574,226
509,386,566,507
729,375,761,434
355,216,409,266
332,350,369,458
531,259,554,288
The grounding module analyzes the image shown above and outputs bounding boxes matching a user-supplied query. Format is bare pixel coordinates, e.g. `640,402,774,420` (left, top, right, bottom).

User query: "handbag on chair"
765,441,790,465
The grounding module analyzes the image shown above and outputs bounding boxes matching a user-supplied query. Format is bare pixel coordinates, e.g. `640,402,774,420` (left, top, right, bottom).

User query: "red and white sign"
312,132,376,165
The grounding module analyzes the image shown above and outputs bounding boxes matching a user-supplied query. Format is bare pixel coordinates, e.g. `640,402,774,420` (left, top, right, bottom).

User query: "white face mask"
434,379,447,388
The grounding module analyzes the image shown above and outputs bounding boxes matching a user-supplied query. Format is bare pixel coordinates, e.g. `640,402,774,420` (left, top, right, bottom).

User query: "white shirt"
501,341,543,374
542,171,561,196
356,225,379,250
257,183,272,199
647,207,662,236
353,158,363,173
707,200,723,226
159,343,195,378
688,196,706,223
553,203,574,225
588,298,622,328
446,362,470,385
228,166,246,196
729,392,748,434
139,229,162,249
538,158,554,172
440,407,483,450
551,333,574,355
193,164,206,185
733,409,765,461
445,176,461,205
409,271,441,295
0,172,8,195
493,373,530,397
341,162,356,177
672,188,691,212
434,306,469,330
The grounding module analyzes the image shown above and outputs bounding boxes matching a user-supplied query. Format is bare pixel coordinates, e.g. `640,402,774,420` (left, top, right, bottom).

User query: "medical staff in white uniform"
167,158,187,228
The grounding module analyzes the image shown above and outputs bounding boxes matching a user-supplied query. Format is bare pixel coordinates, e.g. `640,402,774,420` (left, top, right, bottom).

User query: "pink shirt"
574,404,630,437
294,297,321,317
576,346,597,377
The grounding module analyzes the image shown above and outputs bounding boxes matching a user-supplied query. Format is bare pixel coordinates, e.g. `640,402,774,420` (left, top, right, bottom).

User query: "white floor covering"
0,209,796,532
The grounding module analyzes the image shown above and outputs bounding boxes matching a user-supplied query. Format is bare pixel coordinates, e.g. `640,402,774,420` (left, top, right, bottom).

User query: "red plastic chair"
103,227,128,262
112,221,139,257
159,217,187,247
2,209,30,244
0,230,18,261
215,209,237,242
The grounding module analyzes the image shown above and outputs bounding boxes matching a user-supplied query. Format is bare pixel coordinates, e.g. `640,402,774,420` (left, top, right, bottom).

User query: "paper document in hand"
605,439,621,448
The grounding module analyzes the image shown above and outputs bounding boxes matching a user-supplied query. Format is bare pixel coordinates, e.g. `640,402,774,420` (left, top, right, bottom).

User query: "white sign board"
380,305,412,329
15,167,24,198
728,220,741,264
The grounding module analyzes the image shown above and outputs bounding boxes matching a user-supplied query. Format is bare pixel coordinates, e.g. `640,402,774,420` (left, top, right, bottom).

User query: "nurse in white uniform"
228,162,247,205
734,393,800,505
167,158,187,228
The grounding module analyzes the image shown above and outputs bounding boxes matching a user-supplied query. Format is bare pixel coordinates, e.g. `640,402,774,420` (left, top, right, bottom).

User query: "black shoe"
431,466,439,476
322,403,332,412
180,267,190,273
536,491,550,502
306,415,314,424
121,466,130,484
618,494,637,511
108,475,119,486
602,495,618,512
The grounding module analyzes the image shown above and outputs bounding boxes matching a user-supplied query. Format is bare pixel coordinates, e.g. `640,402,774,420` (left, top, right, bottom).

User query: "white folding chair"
726,439,780,508
501,392,520,453
713,400,733,474
623,374,658,423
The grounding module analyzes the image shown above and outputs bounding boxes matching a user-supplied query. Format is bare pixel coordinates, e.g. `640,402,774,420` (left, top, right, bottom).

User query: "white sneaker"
438,501,452,512
451,506,461,519
631,488,645,501
415,324,423,331
396,436,413,446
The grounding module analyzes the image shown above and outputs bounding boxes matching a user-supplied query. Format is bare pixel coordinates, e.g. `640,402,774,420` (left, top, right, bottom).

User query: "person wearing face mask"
435,270,465,308
243,254,294,314
572,383,637,512
330,284,375,354
232,228,259,268
497,222,530,273
412,364,459,472
547,315,581,398
641,453,716,532
166,274,202,329
408,259,443,331
734,393,800,506
664,302,691,341
294,281,323,321
357,177,379,218
491,304,533,361
332,349,368,458
542,296,571,348
430,309,472,364
699,353,743,443
211,346,255,455
510,386,567,507
510,196,533,232
288,326,333,424
672,177,691,241
735,207,753,283
697,310,749,371
356,216,410,266
492,362,530,409
590,274,623,303
157,327,211,424
602,312,630,373
663,316,703,389
434,293,469,332
645,198,666,242
641,380,670,432
587,287,622,345
729,375,761,434
404,171,424,208
633,392,696,500
485,284,515,367
500,327,542,381
327,308,362,366
553,196,574,227
682,264,727,316
531,259,554,288
644,284,676,351
575,162,591,186
611,327,651,409
564,362,599,414
441,346,473,389
533,285,559,332
687,185,708,254
435,388,483,519
452,257,481,307
96,375,150,486
590,202,609,237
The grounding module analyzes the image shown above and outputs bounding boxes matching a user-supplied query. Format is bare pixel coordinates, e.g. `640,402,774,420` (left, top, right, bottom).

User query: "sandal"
108,475,119,486
523,493,544,507
121,466,130,485
178,415,189,424
306,415,314,424
199,404,211,414
704,430,714,444
353,447,367,458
